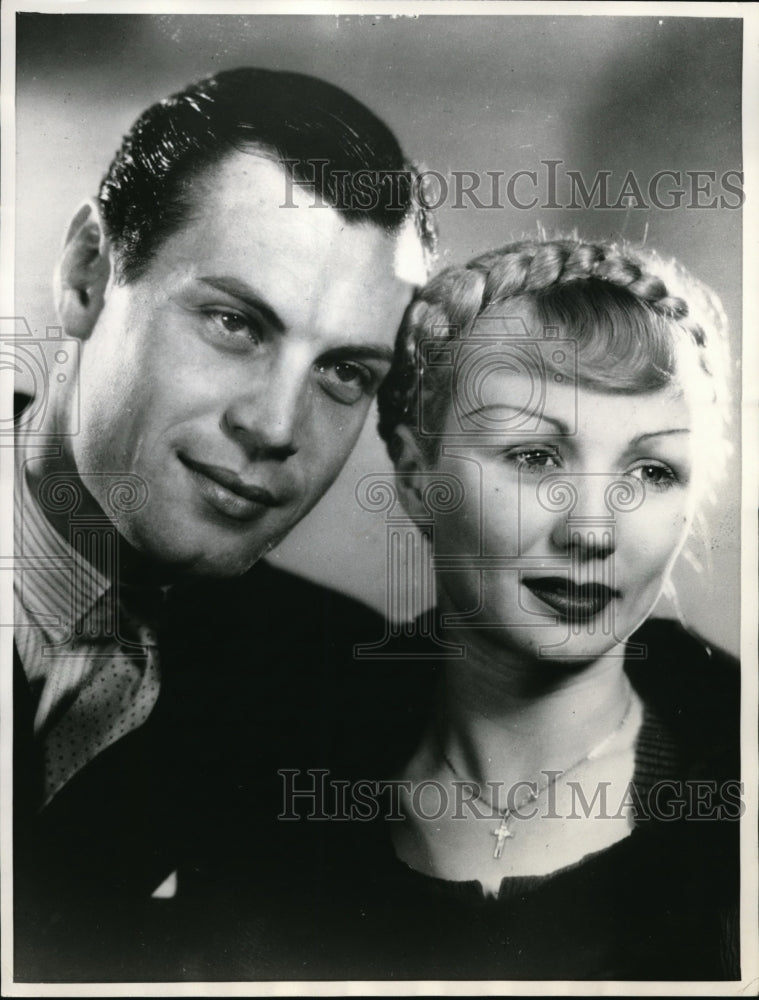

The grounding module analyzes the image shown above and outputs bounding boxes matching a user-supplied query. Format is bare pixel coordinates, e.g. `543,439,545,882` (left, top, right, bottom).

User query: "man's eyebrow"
461,404,570,435
319,344,394,366
198,276,286,332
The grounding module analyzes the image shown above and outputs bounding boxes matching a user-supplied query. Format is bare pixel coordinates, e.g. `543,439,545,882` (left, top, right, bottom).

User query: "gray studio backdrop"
15,13,742,655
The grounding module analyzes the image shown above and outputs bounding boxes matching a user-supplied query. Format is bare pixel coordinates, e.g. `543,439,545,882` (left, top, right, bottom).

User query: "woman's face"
425,336,699,664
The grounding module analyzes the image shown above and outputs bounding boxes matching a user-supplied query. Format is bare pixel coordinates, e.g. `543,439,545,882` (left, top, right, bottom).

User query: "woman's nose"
544,474,629,560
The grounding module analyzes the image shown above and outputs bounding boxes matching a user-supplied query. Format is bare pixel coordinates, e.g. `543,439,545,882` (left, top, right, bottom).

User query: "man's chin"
120,524,275,582
181,550,268,579
169,540,275,580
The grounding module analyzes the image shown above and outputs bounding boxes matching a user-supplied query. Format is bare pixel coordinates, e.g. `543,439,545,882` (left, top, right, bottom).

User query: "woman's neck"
437,623,632,790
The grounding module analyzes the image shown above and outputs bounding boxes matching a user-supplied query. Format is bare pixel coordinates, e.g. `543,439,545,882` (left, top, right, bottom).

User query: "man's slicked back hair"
98,67,436,282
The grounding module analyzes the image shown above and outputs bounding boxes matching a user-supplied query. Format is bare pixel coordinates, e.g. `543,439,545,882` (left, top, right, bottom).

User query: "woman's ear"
54,200,112,340
392,424,431,523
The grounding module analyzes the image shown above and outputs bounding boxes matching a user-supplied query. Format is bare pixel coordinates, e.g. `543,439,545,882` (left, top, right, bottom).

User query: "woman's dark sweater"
214,617,741,982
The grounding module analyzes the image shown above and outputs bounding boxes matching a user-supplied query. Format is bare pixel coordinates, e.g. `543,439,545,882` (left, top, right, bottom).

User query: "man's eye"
317,361,374,405
628,463,677,492
505,448,561,473
204,310,262,349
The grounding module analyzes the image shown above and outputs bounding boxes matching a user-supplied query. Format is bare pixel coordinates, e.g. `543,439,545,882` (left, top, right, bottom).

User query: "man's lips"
523,577,619,621
179,454,282,521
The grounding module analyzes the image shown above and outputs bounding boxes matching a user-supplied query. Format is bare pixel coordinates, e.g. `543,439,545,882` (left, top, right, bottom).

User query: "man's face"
70,154,415,576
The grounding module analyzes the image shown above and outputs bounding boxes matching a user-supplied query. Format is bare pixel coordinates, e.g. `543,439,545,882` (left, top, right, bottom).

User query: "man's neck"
21,412,175,591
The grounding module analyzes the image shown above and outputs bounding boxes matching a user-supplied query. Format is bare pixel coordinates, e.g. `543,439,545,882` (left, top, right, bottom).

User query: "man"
13,67,433,980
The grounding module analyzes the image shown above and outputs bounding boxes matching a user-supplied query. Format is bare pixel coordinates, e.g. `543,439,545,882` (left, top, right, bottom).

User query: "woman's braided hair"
377,236,730,476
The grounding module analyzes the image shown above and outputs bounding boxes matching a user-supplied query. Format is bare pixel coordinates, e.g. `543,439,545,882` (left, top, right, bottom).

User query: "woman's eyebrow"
629,428,692,445
460,404,570,435
198,275,286,332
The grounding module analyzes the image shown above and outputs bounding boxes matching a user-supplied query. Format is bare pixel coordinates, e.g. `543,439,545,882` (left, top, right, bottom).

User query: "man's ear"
391,424,431,523
54,200,112,340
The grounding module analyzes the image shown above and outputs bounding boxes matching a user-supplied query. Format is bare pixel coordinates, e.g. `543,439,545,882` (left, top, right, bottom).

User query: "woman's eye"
317,361,374,405
628,463,677,492
505,448,561,473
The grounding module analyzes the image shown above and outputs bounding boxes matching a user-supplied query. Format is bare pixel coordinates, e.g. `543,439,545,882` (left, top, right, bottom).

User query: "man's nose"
546,474,627,560
222,365,308,459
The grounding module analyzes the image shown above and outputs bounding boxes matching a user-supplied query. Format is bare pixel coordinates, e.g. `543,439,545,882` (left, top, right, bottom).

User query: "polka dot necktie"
39,599,161,807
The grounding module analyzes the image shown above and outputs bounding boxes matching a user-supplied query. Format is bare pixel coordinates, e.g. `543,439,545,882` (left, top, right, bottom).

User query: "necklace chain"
438,683,635,859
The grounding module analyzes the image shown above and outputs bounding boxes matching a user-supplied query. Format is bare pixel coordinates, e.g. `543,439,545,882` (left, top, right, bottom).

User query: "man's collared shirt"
14,444,162,806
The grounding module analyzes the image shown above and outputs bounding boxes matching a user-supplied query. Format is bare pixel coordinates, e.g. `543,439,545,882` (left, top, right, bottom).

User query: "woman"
351,236,740,980
211,237,740,982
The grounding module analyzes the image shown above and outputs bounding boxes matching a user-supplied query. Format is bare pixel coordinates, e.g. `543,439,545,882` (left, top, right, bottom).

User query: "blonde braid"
377,236,726,451
413,238,691,330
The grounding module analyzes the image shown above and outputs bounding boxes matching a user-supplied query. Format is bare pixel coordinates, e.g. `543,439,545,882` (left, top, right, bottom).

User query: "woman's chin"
458,619,630,669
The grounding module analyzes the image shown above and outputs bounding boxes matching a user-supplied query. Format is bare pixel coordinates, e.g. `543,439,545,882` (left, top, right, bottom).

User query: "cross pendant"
491,814,514,859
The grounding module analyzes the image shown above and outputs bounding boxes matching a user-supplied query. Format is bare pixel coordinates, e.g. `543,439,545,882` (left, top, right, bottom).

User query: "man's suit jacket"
15,565,742,982
14,559,387,982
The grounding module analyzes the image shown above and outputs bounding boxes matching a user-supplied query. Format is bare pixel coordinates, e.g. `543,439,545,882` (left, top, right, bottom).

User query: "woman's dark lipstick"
523,577,619,621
